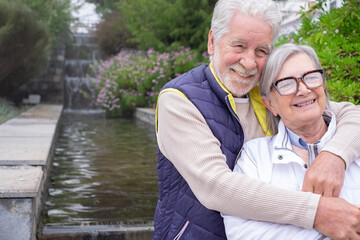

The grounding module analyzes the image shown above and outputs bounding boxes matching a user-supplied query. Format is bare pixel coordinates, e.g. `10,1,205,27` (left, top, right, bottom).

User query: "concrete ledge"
0,104,63,240
0,122,57,137
0,166,43,198
42,224,154,240
17,105,62,120
0,138,52,165
0,198,34,240
135,108,155,126
0,104,62,166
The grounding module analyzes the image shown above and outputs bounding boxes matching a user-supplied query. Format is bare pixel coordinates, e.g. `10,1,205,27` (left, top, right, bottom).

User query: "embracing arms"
157,91,318,228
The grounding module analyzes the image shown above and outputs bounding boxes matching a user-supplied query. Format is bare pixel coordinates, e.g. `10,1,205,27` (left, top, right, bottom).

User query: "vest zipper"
173,220,190,240
225,95,245,160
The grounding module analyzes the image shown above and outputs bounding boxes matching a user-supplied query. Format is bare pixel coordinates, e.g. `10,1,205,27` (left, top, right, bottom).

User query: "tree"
20,0,73,46
118,0,216,52
96,11,137,57
90,0,216,54
0,0,49,99
85,0,118,16
164,0,217,53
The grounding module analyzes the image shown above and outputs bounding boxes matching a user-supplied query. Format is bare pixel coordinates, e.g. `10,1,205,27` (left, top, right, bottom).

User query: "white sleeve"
222,144,324,240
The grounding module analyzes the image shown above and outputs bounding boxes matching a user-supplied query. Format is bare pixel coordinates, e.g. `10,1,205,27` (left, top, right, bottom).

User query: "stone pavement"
0,105,61,166
0,104,63,240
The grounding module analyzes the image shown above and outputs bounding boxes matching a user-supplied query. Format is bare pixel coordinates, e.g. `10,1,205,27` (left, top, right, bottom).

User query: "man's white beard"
212,54,258,97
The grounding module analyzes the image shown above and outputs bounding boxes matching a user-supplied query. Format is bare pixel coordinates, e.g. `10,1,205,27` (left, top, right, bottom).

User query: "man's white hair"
211,0,282,43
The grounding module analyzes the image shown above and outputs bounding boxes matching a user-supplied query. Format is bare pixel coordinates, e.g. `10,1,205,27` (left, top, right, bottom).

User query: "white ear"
261,96,278,116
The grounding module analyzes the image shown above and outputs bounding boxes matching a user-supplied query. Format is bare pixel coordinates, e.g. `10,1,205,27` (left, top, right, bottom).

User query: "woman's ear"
261,96,278,116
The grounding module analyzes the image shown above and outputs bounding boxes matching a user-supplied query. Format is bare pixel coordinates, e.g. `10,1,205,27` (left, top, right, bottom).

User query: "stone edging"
0,104,63,240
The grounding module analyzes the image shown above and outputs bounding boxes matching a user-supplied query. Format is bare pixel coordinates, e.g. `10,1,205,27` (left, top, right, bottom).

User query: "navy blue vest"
153,64,245,239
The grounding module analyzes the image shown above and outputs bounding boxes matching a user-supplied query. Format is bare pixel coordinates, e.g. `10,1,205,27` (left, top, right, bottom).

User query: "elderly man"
153,0,360,239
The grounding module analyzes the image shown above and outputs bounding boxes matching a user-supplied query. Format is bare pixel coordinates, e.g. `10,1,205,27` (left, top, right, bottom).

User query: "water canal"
37,30,158,238
39,110,158,236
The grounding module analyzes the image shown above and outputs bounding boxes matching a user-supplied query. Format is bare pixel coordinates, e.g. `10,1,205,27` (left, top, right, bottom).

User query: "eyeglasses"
271,69,325,96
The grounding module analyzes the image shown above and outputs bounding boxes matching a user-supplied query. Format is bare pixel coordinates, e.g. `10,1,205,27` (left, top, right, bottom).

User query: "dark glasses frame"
271,69,325,96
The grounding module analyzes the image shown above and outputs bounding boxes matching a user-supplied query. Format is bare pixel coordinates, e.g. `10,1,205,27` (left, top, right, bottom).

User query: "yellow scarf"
249,86,272,136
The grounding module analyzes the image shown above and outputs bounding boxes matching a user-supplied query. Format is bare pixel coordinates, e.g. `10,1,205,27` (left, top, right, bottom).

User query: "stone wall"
19,32,102,109
21,43,66,105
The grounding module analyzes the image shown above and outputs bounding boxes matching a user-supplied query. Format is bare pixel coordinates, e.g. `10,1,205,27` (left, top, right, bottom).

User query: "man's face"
208,13,273,98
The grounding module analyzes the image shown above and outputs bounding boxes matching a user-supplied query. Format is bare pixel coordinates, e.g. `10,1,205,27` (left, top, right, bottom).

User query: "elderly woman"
222,43,360,239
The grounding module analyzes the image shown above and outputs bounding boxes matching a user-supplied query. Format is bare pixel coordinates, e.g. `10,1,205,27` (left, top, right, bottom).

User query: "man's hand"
314,197,360,240
302,151,345,197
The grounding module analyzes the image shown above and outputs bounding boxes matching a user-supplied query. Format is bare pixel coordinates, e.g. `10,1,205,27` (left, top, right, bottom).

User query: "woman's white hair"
211,0,282,43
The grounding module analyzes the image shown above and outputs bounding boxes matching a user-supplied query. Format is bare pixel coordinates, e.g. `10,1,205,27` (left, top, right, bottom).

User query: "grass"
0,98,31,124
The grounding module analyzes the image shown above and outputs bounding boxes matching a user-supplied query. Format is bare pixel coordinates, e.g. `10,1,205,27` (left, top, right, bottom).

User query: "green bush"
94,47,207,117
277,0,360,104
0,98,31,124
0,0,49,99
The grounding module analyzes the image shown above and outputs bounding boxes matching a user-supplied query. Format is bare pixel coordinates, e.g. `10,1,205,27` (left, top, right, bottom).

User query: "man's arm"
157,91,319,228
326,101,360,165
222,144,323,240
303,102,360,197
314,197,360,240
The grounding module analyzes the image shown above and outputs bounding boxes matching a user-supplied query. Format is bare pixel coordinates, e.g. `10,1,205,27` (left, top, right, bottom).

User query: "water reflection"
42,112,158,226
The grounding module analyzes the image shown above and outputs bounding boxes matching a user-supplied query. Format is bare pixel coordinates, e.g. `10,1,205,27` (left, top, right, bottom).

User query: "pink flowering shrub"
94,47,207,117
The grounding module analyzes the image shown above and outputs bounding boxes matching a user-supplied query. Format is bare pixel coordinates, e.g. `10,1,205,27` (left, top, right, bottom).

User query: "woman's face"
262,53,326,130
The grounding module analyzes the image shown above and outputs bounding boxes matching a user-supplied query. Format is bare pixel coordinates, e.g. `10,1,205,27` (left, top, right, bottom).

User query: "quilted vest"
153,64,245,240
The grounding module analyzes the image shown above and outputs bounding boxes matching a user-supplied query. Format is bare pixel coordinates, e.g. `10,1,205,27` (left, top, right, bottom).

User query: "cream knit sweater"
156,91,360,229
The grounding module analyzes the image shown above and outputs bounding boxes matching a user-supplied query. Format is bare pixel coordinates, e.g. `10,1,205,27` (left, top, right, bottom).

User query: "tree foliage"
20,0,74,46
277,0,360,104
118,0,216,53
91,0,216,55
0,0,74,100
84,0,117,16
0,0,49,98
96,11,137,57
